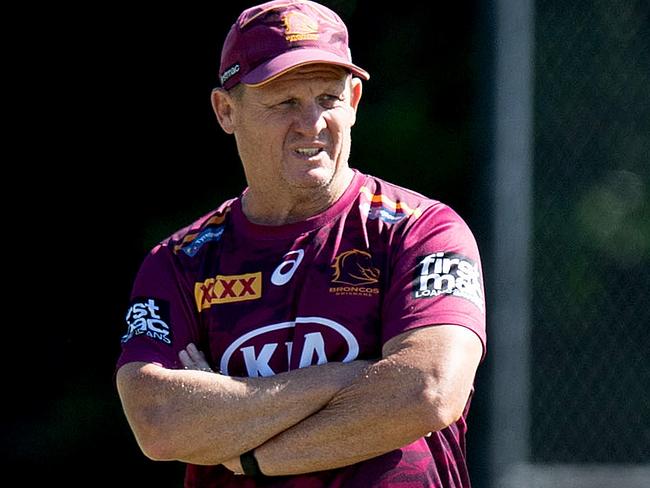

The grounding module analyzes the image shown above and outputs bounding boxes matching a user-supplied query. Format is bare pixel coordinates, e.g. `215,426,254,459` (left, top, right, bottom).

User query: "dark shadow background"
10,1,492,486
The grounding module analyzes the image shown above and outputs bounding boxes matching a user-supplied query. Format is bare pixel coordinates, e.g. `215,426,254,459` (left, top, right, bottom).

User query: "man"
116,1,485,486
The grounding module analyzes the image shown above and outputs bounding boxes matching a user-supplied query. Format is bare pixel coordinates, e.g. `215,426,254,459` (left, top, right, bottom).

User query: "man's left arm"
245,324,482,476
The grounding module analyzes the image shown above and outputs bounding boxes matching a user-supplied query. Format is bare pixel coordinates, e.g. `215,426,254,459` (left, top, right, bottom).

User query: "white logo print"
414,252,484,312
220,316,359,377
122,297,172,345
271,249,305,286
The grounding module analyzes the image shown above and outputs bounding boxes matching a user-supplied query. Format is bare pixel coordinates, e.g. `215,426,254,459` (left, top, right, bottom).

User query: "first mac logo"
122,297,173,345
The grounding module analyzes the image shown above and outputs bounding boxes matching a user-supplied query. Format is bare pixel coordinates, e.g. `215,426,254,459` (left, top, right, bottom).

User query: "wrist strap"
240,449,264,477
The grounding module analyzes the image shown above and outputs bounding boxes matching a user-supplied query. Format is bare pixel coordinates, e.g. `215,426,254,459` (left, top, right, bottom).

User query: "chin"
285,166,336,189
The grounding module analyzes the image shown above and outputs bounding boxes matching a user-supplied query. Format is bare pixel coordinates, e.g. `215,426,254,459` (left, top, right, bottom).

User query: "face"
214,64,362,195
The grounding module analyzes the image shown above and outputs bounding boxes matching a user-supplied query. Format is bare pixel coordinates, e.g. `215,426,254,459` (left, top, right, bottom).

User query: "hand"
178,343,215,373
222,456,244,474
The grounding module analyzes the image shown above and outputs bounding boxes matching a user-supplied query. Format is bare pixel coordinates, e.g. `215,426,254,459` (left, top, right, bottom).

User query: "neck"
242,168,355,225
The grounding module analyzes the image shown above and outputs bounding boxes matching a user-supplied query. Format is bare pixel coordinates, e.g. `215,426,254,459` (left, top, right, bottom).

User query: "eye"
277,98,298,107
319,94,343,108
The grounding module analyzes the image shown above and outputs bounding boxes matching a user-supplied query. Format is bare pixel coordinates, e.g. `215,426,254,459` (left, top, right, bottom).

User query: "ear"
349,77,363,126
211,88,237,134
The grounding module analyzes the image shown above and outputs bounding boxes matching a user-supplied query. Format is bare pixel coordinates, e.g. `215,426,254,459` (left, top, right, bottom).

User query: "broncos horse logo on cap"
282,11,320,42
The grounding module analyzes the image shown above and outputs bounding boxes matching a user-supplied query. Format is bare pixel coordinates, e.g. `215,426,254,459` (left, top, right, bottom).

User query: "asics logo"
271,249,305,286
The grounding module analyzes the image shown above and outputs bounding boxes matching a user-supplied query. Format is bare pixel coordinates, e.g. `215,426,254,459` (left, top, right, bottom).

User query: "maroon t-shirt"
117,170,486,487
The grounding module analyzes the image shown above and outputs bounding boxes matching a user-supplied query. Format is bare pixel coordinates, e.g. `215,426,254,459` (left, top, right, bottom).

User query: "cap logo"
220,63,240,86
282,11,319,42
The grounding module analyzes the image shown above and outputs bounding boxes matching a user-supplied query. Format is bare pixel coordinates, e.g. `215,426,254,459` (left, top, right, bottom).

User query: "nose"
293,102,326,136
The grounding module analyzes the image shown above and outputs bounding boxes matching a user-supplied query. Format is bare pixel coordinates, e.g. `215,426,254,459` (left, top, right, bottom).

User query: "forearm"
252,325,482,476
117,360,368,465
254,357,438,475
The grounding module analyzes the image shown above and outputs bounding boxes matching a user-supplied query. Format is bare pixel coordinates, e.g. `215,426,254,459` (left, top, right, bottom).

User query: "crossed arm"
116,324,482,475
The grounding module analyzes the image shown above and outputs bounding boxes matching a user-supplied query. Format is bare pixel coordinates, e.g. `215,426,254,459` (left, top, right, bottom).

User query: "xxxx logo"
195,272,262,311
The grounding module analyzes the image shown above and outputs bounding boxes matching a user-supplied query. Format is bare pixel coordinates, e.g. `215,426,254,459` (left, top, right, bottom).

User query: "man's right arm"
116,357,370,465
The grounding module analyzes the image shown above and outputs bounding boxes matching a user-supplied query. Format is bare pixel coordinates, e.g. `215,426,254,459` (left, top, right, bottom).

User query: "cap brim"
241,48,370,87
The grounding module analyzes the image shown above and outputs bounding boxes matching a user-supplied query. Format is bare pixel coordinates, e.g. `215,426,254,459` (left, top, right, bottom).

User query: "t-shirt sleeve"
381,203,486,356
115,244,202,372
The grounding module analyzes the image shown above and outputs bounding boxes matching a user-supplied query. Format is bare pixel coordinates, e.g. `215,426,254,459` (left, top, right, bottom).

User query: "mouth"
294,147,325,158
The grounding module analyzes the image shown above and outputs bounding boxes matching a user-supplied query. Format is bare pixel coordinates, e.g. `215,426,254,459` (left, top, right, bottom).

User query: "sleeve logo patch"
122,297,173,345
413,252,484,312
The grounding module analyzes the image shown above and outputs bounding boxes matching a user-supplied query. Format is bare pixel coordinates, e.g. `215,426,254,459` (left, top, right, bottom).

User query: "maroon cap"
219,0,370,90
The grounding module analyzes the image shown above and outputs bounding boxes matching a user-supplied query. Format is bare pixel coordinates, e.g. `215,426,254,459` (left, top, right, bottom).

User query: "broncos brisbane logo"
331,249,380,286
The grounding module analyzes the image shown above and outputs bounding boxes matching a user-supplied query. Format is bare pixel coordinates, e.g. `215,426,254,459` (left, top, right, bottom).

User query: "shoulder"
358,173,448,226
157,197,237,257
358,174,437,224
356,172,478,250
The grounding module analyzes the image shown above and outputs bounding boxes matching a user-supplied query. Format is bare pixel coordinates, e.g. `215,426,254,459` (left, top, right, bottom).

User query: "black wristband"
240,449,264,477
